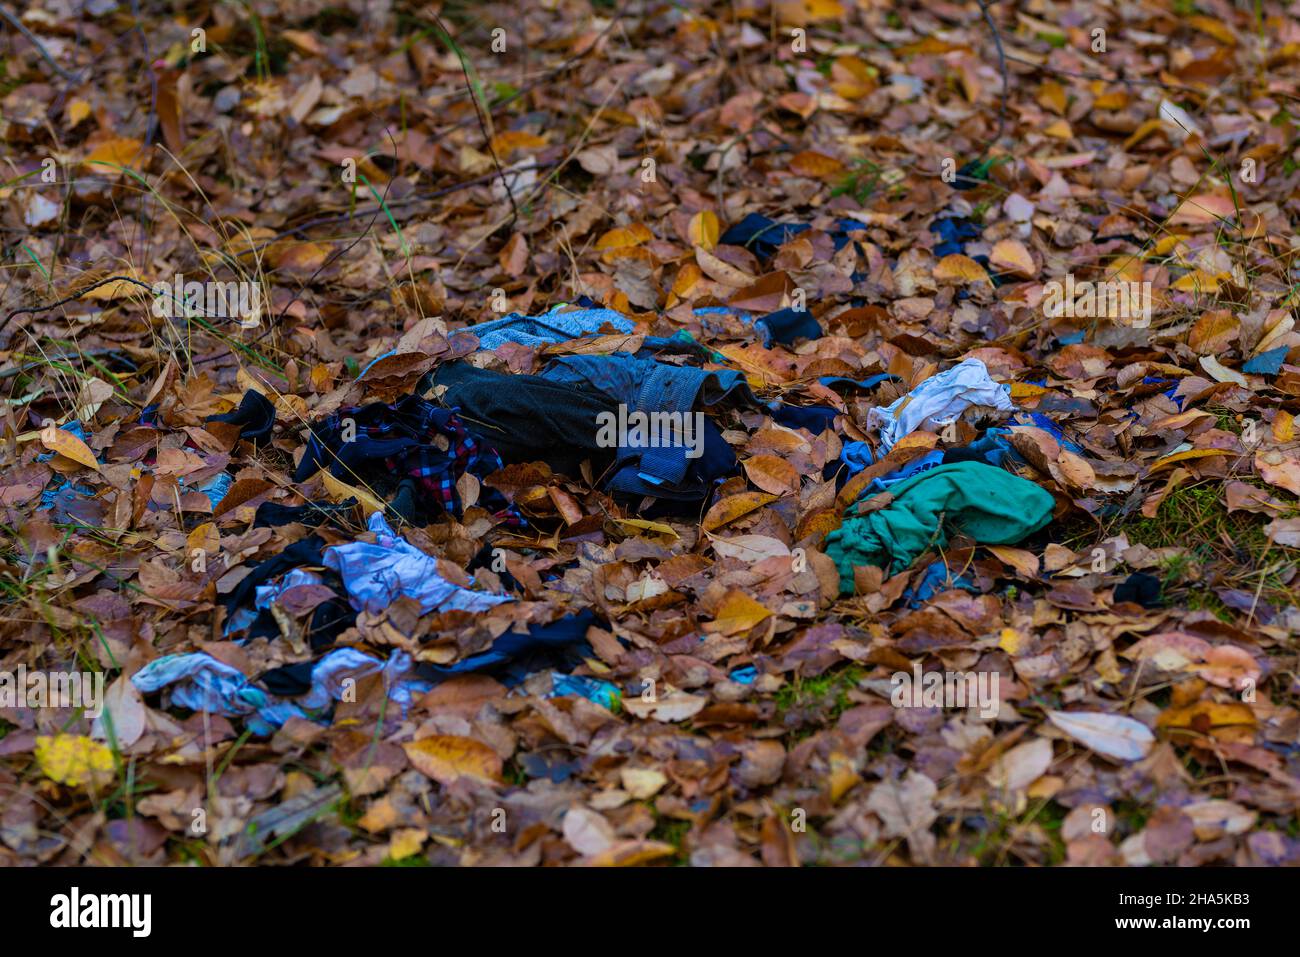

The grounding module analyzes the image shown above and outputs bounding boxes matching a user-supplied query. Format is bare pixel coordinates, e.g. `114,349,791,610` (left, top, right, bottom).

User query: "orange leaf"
933,254,990,284
40,426,99,470
84,137,146,171
402,735,503,785
787,150,844,178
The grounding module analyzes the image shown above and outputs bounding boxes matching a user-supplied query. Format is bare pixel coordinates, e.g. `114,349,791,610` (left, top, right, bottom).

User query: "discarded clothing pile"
133,511,608,734
295,395,516,525
436,321,767,506
825,461,1056,592
132,648,428,738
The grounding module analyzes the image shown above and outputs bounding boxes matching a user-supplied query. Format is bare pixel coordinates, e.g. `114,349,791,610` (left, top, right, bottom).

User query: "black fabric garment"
207,390,276,444
264,610,607,695
254,498,358,529
467,542,522,593
259,660,315,697
433,361,618,478
1114,572,1163,609
221,535,358,650
418,609,601,676
241,597,355,651
224,536,327,616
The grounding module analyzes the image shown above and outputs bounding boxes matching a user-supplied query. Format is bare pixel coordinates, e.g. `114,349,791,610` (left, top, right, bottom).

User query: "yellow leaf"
1172,270,1226,293
402,735,503,786
387,828,427,860
595,224,653,250
1157,701,1256,730
78,273,148,301
688,210,720,251
989,239,1036,278
1010,382,1049,399
1037,80,1067,114
187,522,218,556
827,751,859,802
702,491,777,531
933,254,990,284
804,0,846,19
613,518,679,539
1150,234,1192,256
588,839,678,867
318,469,386,515
490,131,548,154
1187,15,1237,45
998,627,1028,655
1273,410,1294,443
1198,354,1247,387
1122,118,1165,150
67,99,92,126
706,589,772,636
41,426,99,470
35,734,115,788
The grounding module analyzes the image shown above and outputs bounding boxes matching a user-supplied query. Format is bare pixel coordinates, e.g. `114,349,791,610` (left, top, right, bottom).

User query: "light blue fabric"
324,512,514,615
867,358,1013,454
131,649,431,736
468,306,635,351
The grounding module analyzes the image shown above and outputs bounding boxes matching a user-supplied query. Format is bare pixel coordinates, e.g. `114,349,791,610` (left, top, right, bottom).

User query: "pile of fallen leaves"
1,0,1298,867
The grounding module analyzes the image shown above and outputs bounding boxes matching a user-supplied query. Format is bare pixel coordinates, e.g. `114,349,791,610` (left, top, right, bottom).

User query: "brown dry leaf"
213,478,274,517
1255,451,1300,496
787,150,844,178
622,690,707,722
742,454,799,495
695,246,756,286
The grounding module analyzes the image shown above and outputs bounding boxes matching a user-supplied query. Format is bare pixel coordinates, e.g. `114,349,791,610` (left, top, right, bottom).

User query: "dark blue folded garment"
758,306,822,345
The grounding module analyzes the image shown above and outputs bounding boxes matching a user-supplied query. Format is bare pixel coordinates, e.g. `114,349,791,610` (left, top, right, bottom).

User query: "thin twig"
428,11,519,230
976,0,1007,160
0,3,75,80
